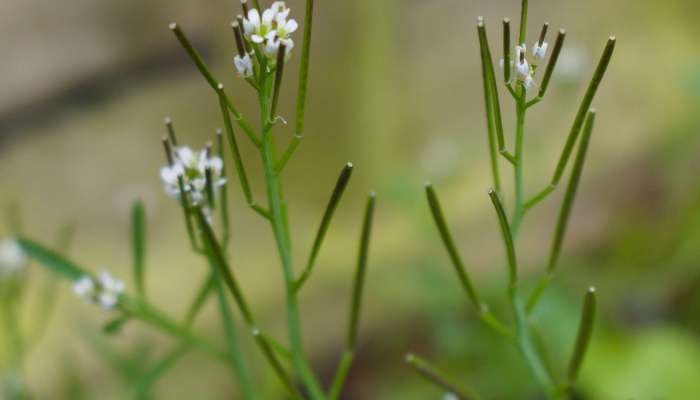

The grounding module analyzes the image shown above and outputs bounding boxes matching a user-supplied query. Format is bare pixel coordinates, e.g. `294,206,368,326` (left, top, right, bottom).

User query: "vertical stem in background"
353,0,398,174
518,0,528,45
512,89,527,235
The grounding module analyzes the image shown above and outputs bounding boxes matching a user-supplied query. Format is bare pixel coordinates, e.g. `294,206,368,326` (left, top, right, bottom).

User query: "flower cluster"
160,146,225,205
234,1,298,78
501,39,549,90
0,238,26,278
73,270,125,310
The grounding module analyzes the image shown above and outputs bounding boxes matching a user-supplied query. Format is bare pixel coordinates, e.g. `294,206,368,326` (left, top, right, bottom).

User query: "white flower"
0,238,26,277
514,44,536,90
270,1,291,21
73,276,95,298
532,41,548,61
243,8,275,44
234,54,254,78
160,146,226,205
515,56,530,80
241,2,297,65
73,270,125,310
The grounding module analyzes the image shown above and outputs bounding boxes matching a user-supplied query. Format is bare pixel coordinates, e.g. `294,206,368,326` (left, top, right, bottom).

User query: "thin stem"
524,184,555,212
295,0,314,137
182,273,215,327
509,291,556,395
270,44,287,123
260,127,325,399
527,110,596,312
218,90,271,221
252,330,304,400
405,354,481,400
328,349,353,400
503,18,511,83
122,298,228,362
275,134,303,173
511,88,527,235
169,23,258,143
425,183,482,307
213,270,259,400
478,18,512,164
477,18,503,193
567,287,597,383
176,177,200,252
194,208,255,325
488,189,518,287
217,130,232,245
328,193,375,397
550,37,615,186
294,163,354,292
518,0,528,45
131,200,147,300
538,29,566,99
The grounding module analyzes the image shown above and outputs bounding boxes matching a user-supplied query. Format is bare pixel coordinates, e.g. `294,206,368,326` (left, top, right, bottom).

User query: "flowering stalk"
415,1,616,398
168,1,373,398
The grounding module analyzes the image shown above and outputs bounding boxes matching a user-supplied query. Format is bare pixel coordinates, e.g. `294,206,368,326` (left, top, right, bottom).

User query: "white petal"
247,9,260,26
175,147,195,166
262,9,275,25
283,19,297,34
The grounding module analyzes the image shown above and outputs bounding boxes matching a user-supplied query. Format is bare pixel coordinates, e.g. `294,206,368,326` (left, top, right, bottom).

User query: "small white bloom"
73,270,125,310
73,275,95,299
243,8,275,44
270,1,291,21
234,54,254,78
443,394,459,400
515,57,530,80
160,145,226,205
532,41,549,61
0,238,26,277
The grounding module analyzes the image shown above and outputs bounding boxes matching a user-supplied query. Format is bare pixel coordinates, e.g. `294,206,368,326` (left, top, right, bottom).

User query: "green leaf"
131,200,147,299
103,314,131,335
17,238,87,281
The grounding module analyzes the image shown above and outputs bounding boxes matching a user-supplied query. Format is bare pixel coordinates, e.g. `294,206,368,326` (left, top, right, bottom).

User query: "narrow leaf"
17,238,87,281
252,330,304,400
548,110,596,273
194,208,255,325
405,354,481,400
347,192,375,349
568,287,597,382
538,29,566,98
295,163,354,292
425,183,481,308
487,189,518,286
295,0,315,136
131,200,147,299
551,37,615,185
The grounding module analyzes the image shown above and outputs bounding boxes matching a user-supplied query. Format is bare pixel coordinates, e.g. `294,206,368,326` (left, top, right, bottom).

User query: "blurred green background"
1,0,700,398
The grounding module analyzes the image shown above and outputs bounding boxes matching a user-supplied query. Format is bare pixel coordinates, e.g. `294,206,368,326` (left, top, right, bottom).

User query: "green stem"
509,290,557,397
511,89,527,235
260,125,325,400
518,0,528,45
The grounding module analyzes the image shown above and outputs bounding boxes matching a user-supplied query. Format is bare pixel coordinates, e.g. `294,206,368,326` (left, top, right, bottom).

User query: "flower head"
240,1,297,66
160,146,225,205
73,269,125,310
511,44,537,91
0,238,26,277
234,53,254,78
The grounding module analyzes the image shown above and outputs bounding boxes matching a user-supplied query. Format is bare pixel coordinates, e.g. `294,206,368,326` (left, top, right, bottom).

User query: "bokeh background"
2,0,700,398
